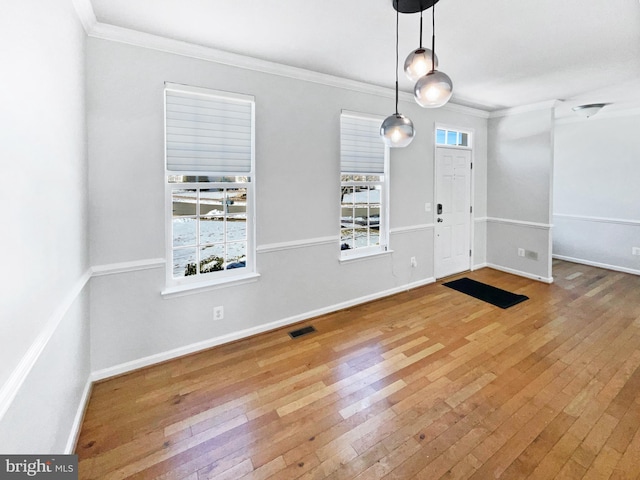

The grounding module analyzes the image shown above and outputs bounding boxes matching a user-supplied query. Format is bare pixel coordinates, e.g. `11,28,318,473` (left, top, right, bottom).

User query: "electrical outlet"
213,306,224,320
410,256,417,268
518,248,525,257
633,247,640,256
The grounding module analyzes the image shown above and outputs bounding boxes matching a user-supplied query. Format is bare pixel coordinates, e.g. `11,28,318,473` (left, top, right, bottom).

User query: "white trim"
91,258,165,276
473,262,489,271
257,236,339,254
92,275,436,382
390,224,435,235
84,22,489,118
340,109,385,123
442,102,490,119
486,263,554,284
70,0,97,33
434,123,474,149
489,100,558,118
552,254,640,277
474,216,488,223
65,378,93,454
165,82,255,104
486,217,552,230
0,269,92,422
338,249,394,264
161,272,261,299
553,213,640,227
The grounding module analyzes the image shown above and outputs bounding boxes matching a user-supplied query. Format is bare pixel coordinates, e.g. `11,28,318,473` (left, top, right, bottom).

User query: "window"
436,127,470,147
340,112,389,259
164,83,255,289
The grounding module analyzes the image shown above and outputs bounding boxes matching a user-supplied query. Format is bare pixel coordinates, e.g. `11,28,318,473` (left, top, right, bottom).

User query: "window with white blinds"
165,84,254,174
339,111,389,259
164,83,256,292
340,113,386,175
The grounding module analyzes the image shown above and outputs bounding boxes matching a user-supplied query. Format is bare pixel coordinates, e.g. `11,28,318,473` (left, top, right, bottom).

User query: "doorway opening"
434,126,474,279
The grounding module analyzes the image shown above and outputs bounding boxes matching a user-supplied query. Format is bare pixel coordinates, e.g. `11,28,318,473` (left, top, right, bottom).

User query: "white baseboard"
552,255,640,276
91,276,435,382
472,262,488,271
486,263,554,284
65,377,93,454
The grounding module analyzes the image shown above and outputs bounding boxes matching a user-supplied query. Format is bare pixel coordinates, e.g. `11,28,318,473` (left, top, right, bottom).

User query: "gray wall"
0,0,91,453
86,38,488,375
486,106,555,282
553,113,640,274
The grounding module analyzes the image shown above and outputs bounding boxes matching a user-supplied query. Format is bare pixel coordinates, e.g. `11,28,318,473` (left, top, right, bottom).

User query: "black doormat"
443,277,529,309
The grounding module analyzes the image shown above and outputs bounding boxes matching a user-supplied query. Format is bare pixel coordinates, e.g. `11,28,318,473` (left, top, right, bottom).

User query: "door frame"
433,123,476,279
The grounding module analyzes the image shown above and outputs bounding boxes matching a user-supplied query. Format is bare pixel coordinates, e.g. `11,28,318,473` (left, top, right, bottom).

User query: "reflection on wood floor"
77,260,640,479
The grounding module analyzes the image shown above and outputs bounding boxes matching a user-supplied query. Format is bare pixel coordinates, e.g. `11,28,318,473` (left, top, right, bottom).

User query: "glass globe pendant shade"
414,70,453,108
380,113,416,148
404,48,438,82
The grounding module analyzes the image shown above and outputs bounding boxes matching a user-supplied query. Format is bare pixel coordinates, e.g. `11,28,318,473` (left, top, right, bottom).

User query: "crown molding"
488,100,558,119
79,16,490,118
70,0,97,34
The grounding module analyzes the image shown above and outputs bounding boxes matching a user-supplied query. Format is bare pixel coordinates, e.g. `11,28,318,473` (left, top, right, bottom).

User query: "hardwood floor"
76,261,640,479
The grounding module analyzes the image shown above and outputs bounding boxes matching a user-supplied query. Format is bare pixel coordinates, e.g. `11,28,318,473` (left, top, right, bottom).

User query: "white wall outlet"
424,203,432,212
633,247,640,256
410,256,417,268
518,248,525,257
213,306,224,320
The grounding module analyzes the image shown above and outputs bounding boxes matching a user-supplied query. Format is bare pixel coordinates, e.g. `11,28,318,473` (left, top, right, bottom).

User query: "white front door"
434,147,472,279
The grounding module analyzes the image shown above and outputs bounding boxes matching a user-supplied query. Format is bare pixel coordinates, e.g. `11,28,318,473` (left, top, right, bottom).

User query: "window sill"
339,249,394,264
161,272,261,299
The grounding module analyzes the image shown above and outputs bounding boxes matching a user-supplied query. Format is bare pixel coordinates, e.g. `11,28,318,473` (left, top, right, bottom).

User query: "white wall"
486,106,555,282
0,0,91,452
86,37,488,375
553,113,640,274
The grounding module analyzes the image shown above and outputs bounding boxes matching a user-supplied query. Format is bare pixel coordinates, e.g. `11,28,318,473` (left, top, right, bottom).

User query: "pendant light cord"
419,10,423,48
395,6,399,114
431,2,436,71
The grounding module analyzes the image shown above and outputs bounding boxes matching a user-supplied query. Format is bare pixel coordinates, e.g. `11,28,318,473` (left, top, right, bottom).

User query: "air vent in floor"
288,325,316,339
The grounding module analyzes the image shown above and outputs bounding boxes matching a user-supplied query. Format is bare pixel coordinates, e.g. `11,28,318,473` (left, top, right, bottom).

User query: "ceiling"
89,0,640,116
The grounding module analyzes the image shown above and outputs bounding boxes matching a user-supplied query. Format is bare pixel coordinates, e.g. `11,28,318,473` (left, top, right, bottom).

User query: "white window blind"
165,85,254,174
340,113,386,175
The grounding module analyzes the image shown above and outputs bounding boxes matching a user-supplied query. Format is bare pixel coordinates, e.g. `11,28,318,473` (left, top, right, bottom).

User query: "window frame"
435,125,473,149
163,83,257,293
339,111,391,261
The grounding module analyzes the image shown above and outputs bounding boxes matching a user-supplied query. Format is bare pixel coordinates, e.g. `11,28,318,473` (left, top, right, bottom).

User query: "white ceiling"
89,0,640,115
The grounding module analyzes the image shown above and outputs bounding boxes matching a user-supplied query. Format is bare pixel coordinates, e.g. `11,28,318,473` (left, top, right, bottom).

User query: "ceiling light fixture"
413,1,453,108
572,103,609,118
404,9,438,82
381,6,416,148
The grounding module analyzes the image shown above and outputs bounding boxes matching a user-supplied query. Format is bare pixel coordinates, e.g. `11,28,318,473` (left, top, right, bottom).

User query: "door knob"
437,218,443,223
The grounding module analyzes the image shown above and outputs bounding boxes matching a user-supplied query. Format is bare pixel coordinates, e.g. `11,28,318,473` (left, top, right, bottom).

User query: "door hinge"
470,206,473,214
469,249,472,257
470,162,473,170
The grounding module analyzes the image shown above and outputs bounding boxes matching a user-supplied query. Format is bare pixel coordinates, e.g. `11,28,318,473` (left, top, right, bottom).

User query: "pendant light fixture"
413,1,453,108
381,6,416,148
404,9,438,82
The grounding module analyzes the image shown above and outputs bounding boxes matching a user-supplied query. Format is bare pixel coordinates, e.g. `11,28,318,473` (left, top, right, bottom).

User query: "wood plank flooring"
76,261,640,479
